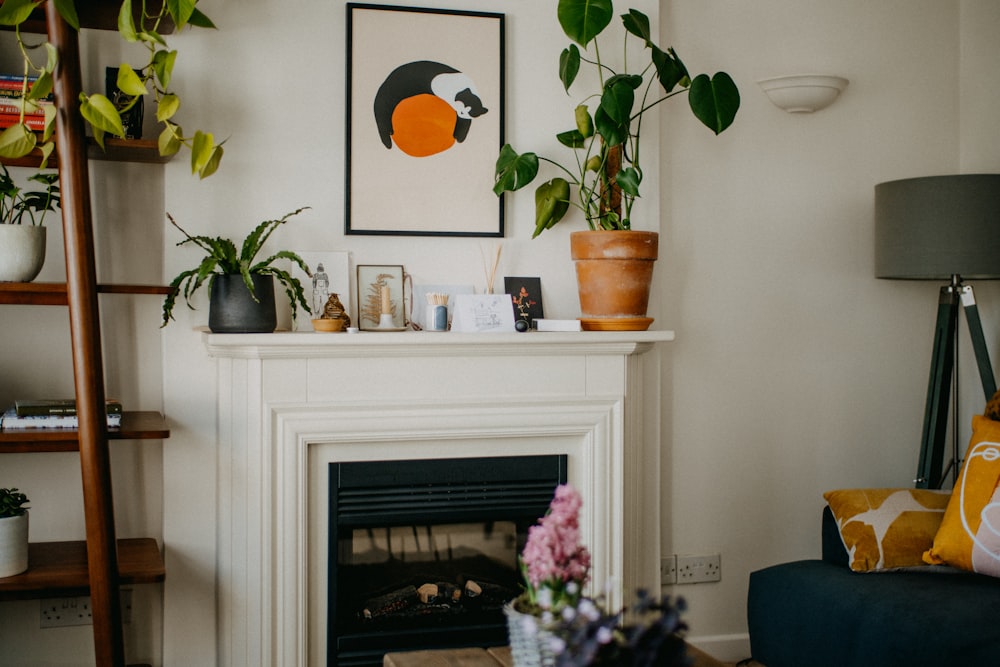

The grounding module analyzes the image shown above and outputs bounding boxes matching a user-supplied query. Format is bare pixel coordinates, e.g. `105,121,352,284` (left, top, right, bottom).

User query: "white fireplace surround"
205,330,672,667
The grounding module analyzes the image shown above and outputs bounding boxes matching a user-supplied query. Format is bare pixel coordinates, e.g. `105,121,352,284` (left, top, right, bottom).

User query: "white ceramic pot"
0,512,29,578
0,224,46,282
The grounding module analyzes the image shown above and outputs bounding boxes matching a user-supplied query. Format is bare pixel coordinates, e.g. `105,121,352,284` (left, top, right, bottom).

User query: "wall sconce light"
757,74,849,113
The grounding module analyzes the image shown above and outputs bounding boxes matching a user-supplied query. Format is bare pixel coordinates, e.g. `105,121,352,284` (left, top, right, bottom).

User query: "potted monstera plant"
0,164,60,282
494,0,739,330
0,487,30,578
161,207,312,333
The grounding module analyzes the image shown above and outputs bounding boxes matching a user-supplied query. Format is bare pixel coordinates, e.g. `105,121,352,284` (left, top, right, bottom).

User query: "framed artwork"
357,264,405,330
504,276,544,327
290,251,351,331
345,3,505,237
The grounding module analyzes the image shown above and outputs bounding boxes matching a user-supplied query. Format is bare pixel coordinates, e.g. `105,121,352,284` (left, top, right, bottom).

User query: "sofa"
747,505,1000,667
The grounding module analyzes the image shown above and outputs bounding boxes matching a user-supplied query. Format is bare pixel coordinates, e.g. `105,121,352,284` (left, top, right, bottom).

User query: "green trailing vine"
0,0,223,179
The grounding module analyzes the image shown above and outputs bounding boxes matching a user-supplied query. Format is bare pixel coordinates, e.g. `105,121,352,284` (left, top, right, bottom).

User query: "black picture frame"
345,3,505,237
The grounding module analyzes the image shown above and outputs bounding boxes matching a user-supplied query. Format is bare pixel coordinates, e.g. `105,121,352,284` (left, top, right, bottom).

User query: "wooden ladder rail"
46,8,125,666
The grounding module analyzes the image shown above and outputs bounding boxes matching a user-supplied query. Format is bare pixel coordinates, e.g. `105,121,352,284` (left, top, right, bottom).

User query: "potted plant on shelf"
493,0,740,330
507,484,689,666
0,163,60,282
0,0,224,178
161,207,313,333
0,487,30,578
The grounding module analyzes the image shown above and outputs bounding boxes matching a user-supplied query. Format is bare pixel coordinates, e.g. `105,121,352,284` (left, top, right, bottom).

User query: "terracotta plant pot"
570,230,658,331
0,224,46,283
208,274,277,333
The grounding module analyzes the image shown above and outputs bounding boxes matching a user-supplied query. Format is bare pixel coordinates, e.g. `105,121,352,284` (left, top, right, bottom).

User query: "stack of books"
0,74,52,132
0,399,123,430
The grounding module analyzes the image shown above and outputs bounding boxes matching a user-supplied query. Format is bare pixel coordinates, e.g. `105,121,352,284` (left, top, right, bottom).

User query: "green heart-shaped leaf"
557,0,613,47
617,166,641,197
621,9,651,45
117,64,148,97
0,123,35,159
689,72,740,134
79,93,126,137
559,44,581,92
494,144,539,195
534,178,571,237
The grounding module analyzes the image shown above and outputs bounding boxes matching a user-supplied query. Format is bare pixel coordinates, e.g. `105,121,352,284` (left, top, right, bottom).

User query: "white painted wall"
661,0,1000,659
2,1,998,664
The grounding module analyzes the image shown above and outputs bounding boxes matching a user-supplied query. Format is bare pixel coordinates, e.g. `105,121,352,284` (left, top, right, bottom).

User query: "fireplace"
328,455,566,665
203,330,670,667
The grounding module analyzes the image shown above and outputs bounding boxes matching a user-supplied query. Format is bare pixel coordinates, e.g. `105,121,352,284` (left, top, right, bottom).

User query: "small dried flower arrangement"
509,484,690,667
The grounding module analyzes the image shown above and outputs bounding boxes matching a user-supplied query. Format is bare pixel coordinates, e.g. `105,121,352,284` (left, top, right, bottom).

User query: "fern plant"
0,488,29,518
161,207,312,326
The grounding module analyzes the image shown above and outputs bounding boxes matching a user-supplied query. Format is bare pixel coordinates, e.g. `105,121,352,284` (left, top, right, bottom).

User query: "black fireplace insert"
328,454,567,666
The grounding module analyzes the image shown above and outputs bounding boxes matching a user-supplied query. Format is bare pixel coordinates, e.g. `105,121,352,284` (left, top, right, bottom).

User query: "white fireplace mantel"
206,329,672,667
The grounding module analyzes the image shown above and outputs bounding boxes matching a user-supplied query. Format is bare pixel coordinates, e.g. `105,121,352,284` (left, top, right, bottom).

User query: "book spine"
0,114,45,131
0,89,53,102
1,412,123,430
14,401,124,417
0,103,47,116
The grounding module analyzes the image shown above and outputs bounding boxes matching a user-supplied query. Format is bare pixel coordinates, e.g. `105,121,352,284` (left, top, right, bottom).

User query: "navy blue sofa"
746,507,1000,666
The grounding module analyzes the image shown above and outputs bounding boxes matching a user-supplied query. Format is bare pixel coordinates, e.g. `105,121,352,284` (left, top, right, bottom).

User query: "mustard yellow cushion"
924,415,1000,576
823,488,950,572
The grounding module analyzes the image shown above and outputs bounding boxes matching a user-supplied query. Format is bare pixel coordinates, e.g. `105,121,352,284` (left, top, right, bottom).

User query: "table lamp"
875,174,1000,489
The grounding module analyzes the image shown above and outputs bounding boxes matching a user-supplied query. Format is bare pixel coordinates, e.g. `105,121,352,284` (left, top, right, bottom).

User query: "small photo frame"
357,265,405,330
290,251,351,331
504,276,543,328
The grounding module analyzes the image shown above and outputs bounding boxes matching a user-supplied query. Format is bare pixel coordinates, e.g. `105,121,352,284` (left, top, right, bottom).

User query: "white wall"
662,0,1000,658
2,0,998,664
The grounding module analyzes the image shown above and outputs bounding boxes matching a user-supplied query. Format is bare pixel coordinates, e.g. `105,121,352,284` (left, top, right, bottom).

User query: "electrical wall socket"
39,589,132,629
40,596,92,628
676,553,722,584
660,555,677,585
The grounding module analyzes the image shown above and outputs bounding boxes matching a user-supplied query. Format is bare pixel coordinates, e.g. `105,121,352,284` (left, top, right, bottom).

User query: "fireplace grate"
333,455,567,526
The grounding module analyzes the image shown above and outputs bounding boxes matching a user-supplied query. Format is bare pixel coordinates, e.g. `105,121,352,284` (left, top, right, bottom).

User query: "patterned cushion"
823,488,950,572
924,415,1000,576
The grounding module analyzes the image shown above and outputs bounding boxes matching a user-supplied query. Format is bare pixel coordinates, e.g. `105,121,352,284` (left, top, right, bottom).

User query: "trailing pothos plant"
493,0,740,237
0,0,223,178
161,207,313,326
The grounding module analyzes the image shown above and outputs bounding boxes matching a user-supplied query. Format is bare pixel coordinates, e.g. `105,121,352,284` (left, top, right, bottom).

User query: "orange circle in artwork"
391,94,457,157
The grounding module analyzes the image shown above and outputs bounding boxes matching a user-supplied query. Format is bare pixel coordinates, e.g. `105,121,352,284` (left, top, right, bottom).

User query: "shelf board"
0,538,165,601
6,1,176,35
1,138,173,169
0,282,172,305
0,412,169,453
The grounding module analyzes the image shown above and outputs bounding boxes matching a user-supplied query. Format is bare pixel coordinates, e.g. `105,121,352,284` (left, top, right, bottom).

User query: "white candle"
380,285,391,314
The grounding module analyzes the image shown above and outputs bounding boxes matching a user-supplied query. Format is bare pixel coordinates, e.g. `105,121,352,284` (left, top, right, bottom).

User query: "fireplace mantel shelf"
204,328,674,359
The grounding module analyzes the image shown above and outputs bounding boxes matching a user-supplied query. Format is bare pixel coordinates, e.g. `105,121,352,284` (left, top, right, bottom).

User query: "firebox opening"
328,455,566,666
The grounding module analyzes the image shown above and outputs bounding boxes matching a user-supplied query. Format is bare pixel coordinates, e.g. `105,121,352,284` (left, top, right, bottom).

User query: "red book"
0,113,46,131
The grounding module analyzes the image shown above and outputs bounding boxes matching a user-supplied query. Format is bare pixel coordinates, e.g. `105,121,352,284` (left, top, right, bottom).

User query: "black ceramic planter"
208,274,277,333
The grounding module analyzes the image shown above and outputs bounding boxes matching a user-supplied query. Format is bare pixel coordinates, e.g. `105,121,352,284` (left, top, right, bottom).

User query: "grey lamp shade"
875,174,1000,280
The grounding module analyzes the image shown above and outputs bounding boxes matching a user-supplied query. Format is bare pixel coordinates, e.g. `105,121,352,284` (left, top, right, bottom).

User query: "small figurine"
322,293,351,328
